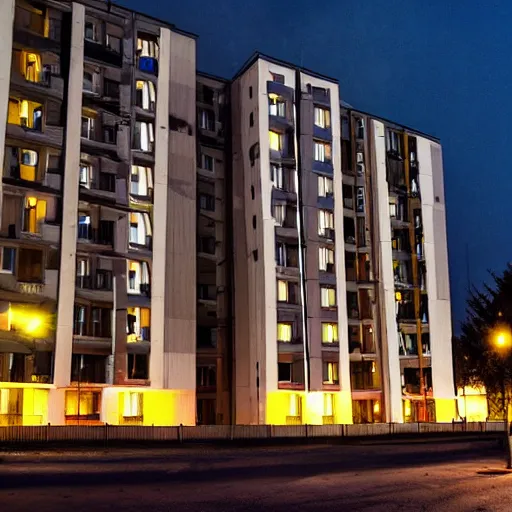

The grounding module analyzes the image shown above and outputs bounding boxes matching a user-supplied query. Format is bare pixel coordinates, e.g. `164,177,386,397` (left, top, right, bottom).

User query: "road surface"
1,439,511,511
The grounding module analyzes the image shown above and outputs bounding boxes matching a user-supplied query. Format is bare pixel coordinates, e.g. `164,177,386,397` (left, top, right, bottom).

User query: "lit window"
130,166,153,197
324,393,335,417
318,176,333,197
269,93,285,117
277,280,288,302
318,210,334,236
127,307,151,342
122,392,143,417
319,247,334,272
129,212,152,246
127,260,150,295
289,393,301,416
135,80,156,111
22,52,42,83
314,141,331,162
277,323,292,343
84,22,96,41
0,247,16,274
133,121,154,152
23,196,46,234
314,107,330,129
389,199,397,218
19,149,38,181
269,131,282,151
323,362,339,384
137,36,159,59
77,214,91,240
270,165,284,189
321,287,336,308
322,323,338,344
8,98,43,130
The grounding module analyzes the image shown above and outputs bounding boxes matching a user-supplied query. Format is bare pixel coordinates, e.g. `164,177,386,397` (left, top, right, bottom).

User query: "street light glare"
24,317,43,334
497,333,506,346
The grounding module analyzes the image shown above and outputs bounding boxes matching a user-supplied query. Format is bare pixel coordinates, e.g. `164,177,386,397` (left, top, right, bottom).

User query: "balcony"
14,5,61,46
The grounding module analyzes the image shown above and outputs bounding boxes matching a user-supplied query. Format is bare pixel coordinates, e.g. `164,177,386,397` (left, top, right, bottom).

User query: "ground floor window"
352,399,382,424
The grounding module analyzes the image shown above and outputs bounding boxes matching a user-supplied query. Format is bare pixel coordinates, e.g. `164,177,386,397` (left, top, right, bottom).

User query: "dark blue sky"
121,0,512,330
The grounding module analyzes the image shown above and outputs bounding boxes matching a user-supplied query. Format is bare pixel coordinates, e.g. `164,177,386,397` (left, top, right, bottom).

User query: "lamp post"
490,325,512,469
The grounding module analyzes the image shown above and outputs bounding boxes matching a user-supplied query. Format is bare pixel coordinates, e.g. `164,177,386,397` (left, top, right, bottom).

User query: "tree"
454,263,512,467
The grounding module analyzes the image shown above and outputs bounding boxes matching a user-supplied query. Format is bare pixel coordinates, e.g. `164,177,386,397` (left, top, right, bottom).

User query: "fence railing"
0,421,506,445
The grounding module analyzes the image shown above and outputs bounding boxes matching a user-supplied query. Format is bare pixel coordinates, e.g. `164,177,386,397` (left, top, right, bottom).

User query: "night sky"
121,0,511,331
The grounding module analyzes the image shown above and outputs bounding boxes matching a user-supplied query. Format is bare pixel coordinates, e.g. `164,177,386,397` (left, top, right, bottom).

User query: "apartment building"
0,0,197,426
230,54,455,425
0,0,454,427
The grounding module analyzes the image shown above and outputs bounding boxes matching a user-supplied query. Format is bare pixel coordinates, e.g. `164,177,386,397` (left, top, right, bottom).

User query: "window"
199,109,215,131
83,71,96,93
129,212,152,247
96,269,112,290
130,165,153,197
249,86,253,98
121,391,143,419
319,247,334,272
345,251,357,281
356,187,365,213
269,131,283,151
73,305,86,336
17,248,43,282
127,307,150,342
84,21,96,41
70,355,106,384
127,260,150,295
106,33,121,53
199,193,215,211
314,107,330,129
356,117,365,139
198,236,216,255
65,390,101,420
273,204,285,226
347,291,359,319
386,130,402,155
23,196,46,234
133,122,154,152
103,78,120,99
344,216,356,244
200,153,214,172
343,184,354,209
321,287,336,308
6,147,39,181
91,307,111,337
314,141,331,162
81,115,95,139
8,98,42,130
76,257,91,288
276,242,298,267
323,362,339,385
278,362,292,382
270,165,284,189
197,365,216,388
272,73,285,84
277,323,292,343
322,323,338,344
77,214,91,240
318,210,334,236
318,176,333,197
277,280,298,304
351,361,380,390
79,163,92,188
137,34,159,74
21,52,49,84
0,247,16,274
268,93,285,117
127,355,148,380
135,80,156,111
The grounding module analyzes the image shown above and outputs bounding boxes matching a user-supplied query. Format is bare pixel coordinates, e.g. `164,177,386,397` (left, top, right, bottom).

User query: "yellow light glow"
373,401,380,414
25,317,42,334
491,326,512,350
27,196,37,207
395,291,402,301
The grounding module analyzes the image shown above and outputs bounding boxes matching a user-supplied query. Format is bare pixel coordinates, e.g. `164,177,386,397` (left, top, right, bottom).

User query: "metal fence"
0,421,506,446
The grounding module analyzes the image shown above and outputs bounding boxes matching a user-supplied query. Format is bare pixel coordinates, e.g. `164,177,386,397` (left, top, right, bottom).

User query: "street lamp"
490,325,512,468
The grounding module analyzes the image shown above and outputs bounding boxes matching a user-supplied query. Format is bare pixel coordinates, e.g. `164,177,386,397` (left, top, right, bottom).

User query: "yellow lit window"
289,393,302,417
323,362,339,384
277,323,292,342
269,130,281,151
324,393,335,416
321,287,336,308
322,323,338,343
19,149,39,181
8,98,43,130
314,107,331,129
277,280,288,302
23,196,46,234
127,306,151,342
22,52,42,83
122,391,143,417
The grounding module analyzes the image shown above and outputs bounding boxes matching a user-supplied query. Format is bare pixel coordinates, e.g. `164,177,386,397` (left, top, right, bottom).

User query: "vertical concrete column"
51,3,85,423
0,0,15,224
417,138,455,421
149,27,171,390
161,31,197,424
372,120,403,423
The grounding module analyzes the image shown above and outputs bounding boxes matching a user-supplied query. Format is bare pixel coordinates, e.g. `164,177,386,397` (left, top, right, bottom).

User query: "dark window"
252,215,256,229
198,236,216,254
98,220,114,245
197,365,216,388
96,269,112,290
251,185,255,200
249,86,253,99
127,354,148,380
344,217,356,244
249,112,254,127
17,248,43,282
272,73,285,84
197,326,217,348
278,362,292,382
202,86,214,105
98,172,115,192
71,354,106,383
252,249,258,262
103,125,116,144
103,78,120,98
347,291,359,320
199,193,215,211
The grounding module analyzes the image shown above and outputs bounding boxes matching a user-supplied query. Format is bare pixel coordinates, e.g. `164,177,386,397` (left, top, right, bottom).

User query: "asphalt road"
1,439,511,511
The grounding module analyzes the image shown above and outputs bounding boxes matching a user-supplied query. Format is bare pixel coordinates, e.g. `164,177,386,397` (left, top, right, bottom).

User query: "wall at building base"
435,398,456,422
48,388,66,425
266,390,353,425
101,387,195,426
